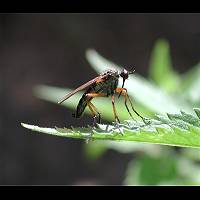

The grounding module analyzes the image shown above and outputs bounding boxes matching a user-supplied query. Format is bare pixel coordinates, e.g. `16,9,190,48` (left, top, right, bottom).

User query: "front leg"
115,87,145,122
111,94,120,123
86,93,107,98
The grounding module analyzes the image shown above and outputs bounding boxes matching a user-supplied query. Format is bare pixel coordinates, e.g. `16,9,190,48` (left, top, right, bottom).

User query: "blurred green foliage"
84,38,200,185
124,151,178,185
32,38,200,185
149,39,180,93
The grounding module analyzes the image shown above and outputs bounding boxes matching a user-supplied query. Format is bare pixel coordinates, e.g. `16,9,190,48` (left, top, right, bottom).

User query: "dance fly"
58,68,144,126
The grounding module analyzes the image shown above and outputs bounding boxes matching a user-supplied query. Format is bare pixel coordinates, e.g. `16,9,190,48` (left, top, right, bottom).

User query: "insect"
58,68,144,128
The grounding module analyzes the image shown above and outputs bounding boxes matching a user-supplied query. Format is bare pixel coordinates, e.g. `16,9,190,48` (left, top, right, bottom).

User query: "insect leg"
86,93,107,98
87,102,98,127
111,94,120,123
84,103,96,143
115,88,134,119
127,94,144,121
86,92,107,123
88,101,102,124
86,100,105,142
111,94,123,135
116,88,144,121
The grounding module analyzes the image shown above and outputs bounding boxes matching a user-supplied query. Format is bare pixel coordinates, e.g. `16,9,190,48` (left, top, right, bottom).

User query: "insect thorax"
99,69,119,96
100,69,119,76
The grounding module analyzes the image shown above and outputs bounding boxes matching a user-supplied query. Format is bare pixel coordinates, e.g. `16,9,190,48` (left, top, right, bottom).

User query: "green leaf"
85,49,192,114
149,39,180,92
21,108,200,148
180,63,200,92
87,141,162,155
176,156,200,184
180,63,200,104
83,141,162,161
181,148,200,162
83,142,108,160
124,153,178,185
194,108,200,119
124,149,200,185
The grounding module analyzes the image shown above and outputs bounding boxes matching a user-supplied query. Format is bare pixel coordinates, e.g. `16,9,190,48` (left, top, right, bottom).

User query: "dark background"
1,14,200,185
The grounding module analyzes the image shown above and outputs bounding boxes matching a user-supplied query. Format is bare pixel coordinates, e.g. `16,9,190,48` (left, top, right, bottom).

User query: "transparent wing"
58,76,104,104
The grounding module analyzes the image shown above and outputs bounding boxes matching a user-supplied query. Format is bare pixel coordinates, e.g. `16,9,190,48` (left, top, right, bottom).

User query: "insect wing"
58,76,104,104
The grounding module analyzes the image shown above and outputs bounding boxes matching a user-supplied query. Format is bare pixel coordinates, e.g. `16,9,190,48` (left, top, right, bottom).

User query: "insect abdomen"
73,86,96,118
73,94,89,118
73,83,104,118
73,76,118,118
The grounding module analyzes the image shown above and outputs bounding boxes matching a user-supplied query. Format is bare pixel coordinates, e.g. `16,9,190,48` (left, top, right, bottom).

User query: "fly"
58,68,145,128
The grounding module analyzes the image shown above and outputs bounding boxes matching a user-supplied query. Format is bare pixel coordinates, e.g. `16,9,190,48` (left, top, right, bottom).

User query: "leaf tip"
85,48,96,58
21,123,31,129
166,113,173,120
21,122,26,127
194,108,200,119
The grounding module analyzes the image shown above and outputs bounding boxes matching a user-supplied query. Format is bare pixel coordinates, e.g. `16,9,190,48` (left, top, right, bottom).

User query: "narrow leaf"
149,39,179,92
21,108,200,149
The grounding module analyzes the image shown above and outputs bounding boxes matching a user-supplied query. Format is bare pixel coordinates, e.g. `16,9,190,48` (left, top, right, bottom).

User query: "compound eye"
123,69,128,74
120,69,129,79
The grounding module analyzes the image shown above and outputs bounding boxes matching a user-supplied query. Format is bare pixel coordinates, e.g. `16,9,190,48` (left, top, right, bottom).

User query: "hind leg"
86,93,107,124
87,101,102,126
84,93,107,142
86,102,97,142
86,101,104,142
